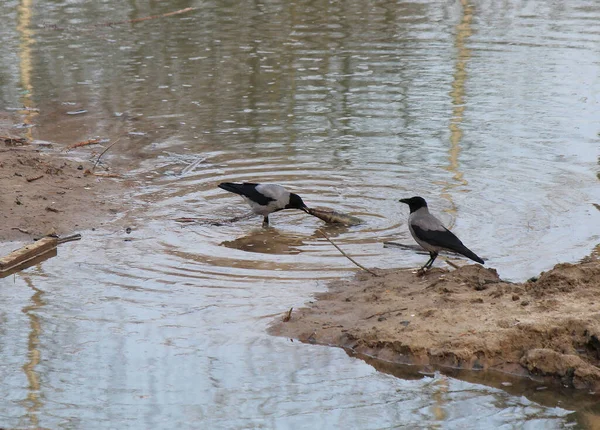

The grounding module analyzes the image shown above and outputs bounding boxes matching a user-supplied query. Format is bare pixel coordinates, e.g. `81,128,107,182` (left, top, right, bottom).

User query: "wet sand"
0,112,128,243
270,254,600,392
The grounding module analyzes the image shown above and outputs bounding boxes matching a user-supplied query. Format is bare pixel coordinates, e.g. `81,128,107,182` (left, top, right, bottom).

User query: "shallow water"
1,0,600,428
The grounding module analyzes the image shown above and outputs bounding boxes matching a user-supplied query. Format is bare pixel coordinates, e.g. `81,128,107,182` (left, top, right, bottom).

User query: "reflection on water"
220,222,351,255
16,0,37,137
1,0,600,428
441,0,473,223
355,349,600,414
221,229,306,255
20,275,44,429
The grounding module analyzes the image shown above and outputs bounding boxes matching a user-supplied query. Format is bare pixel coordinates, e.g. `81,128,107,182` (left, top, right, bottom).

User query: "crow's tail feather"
456,245,484,264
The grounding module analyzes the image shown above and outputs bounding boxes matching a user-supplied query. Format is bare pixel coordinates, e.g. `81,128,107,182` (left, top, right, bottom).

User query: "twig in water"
384,241,463,256
383,241,425,252
173,217,201,224
173,213,255,225
93,137,122,170
317,230,378,277
385,241,467,269
181,156,207,175
283,307,293,322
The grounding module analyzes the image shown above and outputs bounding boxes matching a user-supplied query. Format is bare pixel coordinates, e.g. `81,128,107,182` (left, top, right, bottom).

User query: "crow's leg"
262,216,269,227
421,252,438,270
427,252,439,268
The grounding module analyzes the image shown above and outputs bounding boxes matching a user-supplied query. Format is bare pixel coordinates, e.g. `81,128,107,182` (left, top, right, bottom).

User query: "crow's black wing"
412,224,484,264
412,224,464,250
218,182,275,206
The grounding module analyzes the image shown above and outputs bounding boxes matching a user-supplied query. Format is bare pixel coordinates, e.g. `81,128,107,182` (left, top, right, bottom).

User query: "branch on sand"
365,307,408,320
318,230,378,277
65,139,101,152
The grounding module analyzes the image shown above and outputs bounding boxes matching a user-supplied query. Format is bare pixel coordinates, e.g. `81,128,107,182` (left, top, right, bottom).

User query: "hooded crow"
218,182,309,226
399,196,484,271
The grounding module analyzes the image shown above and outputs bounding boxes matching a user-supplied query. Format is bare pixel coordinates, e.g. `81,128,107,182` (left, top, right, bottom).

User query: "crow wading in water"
218,182,309,227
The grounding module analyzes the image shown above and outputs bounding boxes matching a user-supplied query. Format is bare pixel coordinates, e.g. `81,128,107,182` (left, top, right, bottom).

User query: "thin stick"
173,213,255,225
26,175,44,183
65,138,101,152
93,137,122,170
318,230,378,277
441,257,460,269
383,241,420,249
384,241,463,256
282,307,293,322
57,234,82,245
365,307,408,320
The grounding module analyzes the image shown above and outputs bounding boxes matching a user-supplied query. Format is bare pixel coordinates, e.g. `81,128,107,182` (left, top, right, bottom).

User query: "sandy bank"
1,112,129,243
270,253,600,392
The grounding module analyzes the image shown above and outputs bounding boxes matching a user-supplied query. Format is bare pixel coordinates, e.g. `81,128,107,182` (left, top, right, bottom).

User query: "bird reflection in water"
220,224,350,255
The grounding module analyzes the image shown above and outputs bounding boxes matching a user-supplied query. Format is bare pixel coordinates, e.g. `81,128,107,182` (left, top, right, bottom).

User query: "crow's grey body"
400,196,484,270
218,182,308,226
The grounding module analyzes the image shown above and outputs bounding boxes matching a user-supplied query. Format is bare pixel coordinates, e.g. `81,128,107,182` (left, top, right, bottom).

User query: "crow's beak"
399,198,409,204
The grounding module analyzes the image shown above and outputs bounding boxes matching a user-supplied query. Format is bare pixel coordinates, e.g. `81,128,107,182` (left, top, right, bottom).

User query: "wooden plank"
0,237,58,272
0,249,57,279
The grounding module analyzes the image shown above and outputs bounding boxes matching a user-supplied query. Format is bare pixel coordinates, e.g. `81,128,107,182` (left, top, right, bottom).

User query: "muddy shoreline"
0,112,129,244
270,253,600,393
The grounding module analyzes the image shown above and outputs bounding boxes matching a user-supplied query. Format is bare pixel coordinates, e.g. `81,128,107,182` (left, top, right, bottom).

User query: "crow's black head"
286,193,309,212
399,196,428,213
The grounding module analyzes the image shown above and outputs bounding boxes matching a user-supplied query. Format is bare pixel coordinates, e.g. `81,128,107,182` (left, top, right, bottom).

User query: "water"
1,0,600,428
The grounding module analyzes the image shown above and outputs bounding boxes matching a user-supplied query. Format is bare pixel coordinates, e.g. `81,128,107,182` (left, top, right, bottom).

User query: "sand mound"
270,258,600,391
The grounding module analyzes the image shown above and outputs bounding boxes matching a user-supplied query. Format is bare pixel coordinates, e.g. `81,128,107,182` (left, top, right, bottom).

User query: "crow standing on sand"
218,182,309,226
399,196,484,271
